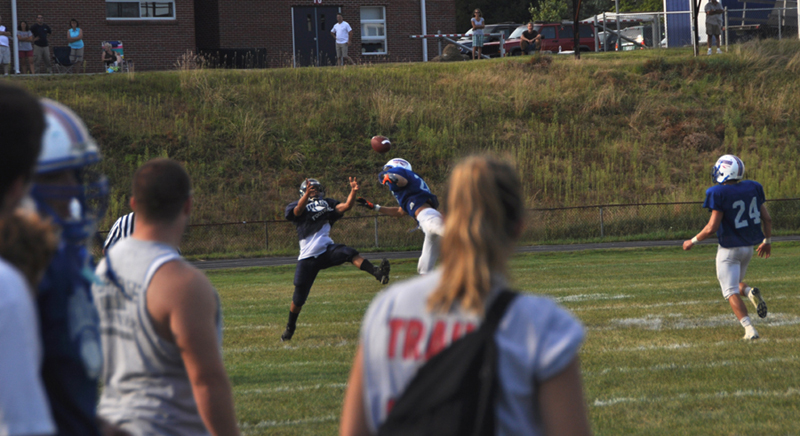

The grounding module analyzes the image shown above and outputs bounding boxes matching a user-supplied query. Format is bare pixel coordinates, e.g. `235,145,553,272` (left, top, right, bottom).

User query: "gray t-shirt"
18,30,33,51
705,1,724,27
93,238,222,436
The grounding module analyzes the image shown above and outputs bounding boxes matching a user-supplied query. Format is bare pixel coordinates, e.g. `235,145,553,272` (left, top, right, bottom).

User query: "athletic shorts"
706,23,722,36
336,43,349,58
19,50,33,58
715,245,753,299
472,34,484,48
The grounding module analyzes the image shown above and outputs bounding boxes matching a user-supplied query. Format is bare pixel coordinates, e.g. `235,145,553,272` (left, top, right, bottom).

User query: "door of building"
292,6,339,67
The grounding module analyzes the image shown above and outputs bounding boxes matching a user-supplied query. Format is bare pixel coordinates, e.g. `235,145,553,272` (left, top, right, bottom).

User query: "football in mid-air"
371,136,391,154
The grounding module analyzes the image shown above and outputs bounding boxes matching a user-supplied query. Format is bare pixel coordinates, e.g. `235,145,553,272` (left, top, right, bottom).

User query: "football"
371,136,391,154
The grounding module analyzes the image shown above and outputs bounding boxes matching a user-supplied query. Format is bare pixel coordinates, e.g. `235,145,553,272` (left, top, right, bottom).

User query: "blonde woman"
341,156,592,436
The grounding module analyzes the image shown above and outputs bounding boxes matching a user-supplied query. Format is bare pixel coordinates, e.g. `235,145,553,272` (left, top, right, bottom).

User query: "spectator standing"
0,83,56,436
341,155,591,436
17,21,35,74
331,13,354,66
705,0,724,55
66,19,83,68
520,22,542,55
30,14,53,74
0,14,11,76
471,9,485,60
93,158,240,436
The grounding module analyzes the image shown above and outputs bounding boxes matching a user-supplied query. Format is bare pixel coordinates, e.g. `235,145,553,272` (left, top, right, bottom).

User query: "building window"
106,1,176,20
361,6,386,55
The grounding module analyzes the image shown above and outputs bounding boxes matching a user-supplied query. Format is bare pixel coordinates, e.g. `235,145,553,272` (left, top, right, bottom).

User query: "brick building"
0,0,456,72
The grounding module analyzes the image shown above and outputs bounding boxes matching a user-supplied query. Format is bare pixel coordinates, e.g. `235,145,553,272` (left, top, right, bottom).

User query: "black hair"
0,84,45,198
70,19,79,27
18,20,29,31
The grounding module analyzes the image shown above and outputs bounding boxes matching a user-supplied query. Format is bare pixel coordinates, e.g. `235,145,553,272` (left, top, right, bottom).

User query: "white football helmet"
383,158,412,172
30,99,108,244
712,154,745,184
299,178,324,198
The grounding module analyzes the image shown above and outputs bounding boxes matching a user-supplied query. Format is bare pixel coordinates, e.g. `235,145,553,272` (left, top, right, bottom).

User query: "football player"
683,154,771,340
357,158,444,275
282,177,390,341
29,99,128,435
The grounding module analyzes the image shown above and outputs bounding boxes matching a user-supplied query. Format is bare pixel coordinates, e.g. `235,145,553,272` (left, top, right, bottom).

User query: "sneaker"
707,48,713,55
280,325,295,341
749,287,768,318
716,48,723,54
743,327,760,340
377,258,391,285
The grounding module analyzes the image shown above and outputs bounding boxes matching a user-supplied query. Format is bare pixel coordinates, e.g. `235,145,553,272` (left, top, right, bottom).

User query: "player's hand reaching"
682,240,694,251
356,197,375,210
349,177,359,192
381,173,400,186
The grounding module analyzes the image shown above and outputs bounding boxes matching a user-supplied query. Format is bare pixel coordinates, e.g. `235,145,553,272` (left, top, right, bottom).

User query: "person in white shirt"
0,83,56,436
341,155,592,436
331,13,354,66
0,14,12,76
705,0,725,55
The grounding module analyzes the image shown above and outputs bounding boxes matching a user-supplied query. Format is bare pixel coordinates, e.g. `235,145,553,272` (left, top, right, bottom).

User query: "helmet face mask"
299,179,325,199
31,99,108,245
712,154,745,184
383,158,412,172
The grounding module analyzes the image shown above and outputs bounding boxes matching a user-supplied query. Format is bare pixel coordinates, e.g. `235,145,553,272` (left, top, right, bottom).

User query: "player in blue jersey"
29,99,129,435
357,158,444,275
282,177,390,341
683,154,772,340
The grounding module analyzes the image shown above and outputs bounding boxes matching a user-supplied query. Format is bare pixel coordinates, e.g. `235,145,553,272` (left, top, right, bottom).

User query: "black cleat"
377,258,391,285
749,287,768,318
281,325,295,341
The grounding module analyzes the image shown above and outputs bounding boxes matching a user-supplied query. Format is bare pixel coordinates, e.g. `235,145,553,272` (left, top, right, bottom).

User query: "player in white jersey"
93,159,239,435
0,83,56,436
341,156,591,436
683,154,772,340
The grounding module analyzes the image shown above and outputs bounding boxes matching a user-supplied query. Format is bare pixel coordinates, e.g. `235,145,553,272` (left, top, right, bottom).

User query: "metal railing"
95,199,800,257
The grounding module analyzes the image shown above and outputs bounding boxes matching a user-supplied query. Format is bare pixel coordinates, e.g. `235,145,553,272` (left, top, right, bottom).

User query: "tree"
619,0,663,12
455,0,531,31
529,0,571,22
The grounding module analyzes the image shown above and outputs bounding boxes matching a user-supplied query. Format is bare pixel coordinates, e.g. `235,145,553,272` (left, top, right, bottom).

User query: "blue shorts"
472,34,484,48
292,243,359,306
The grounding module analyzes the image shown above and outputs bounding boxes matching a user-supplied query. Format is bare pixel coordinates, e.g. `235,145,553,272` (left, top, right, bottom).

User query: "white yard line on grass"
235,383,347,396
240,414,338,432
599,336,800,354
584,356,799,376
592,312,800,332
593,387,800,407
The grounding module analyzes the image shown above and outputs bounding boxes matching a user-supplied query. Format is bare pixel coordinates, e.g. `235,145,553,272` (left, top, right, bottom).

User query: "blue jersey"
703,180,766,248
285,197,343,240
380,167,439,218
37,243,102,436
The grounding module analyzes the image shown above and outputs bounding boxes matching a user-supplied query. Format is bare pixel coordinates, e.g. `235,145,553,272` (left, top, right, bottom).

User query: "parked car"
458,23,521,57
502,22,597,55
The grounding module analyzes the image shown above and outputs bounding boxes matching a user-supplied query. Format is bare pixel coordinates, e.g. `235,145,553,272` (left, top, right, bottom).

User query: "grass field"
213,241,800,435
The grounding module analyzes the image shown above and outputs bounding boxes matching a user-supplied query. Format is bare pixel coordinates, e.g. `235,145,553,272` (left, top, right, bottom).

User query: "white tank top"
360,270,585,436
93,238,222,435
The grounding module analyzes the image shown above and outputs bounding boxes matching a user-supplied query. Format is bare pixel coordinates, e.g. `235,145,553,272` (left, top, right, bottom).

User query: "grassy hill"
15,39,800,228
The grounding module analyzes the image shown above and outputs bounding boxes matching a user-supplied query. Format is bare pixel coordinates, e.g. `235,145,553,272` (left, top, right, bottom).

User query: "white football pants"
416,208,445,275
716,245,753,300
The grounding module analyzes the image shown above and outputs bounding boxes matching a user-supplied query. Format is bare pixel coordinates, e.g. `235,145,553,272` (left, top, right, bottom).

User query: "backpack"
378,290,518,436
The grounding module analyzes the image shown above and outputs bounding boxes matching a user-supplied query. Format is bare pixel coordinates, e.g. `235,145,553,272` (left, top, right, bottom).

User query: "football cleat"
749,287,768,318
280,325,295,342
712,154,745,184
376,258,391,285
743,328,760,340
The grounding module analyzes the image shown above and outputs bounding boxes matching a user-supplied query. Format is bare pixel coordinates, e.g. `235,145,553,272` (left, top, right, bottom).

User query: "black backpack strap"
472,290,518,436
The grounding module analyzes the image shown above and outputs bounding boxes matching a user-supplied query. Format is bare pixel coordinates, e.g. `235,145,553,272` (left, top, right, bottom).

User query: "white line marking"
236,383,346,396
584,356,799,376
593,387,800,407
594,313,800,332
239,414,337,431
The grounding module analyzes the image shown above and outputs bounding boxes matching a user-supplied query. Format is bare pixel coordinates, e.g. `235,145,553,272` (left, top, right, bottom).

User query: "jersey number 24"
733,197,761,229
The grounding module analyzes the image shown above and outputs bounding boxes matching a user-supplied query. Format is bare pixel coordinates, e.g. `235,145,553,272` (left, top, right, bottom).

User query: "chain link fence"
95,199,800,257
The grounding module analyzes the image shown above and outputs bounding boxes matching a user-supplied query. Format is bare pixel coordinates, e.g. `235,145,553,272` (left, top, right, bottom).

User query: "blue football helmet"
30,99,108,245
712,154,745,184
299,179,324,198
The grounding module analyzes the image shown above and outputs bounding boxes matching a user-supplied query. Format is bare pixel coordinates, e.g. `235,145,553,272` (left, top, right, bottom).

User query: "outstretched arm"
336,177,359,213
683,209,723,250
757,203,772,258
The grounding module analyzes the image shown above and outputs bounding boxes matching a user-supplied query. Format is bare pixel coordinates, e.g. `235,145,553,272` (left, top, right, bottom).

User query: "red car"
502,22,597,55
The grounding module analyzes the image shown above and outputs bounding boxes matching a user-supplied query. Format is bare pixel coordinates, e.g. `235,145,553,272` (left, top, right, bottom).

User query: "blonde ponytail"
428,155,523,314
